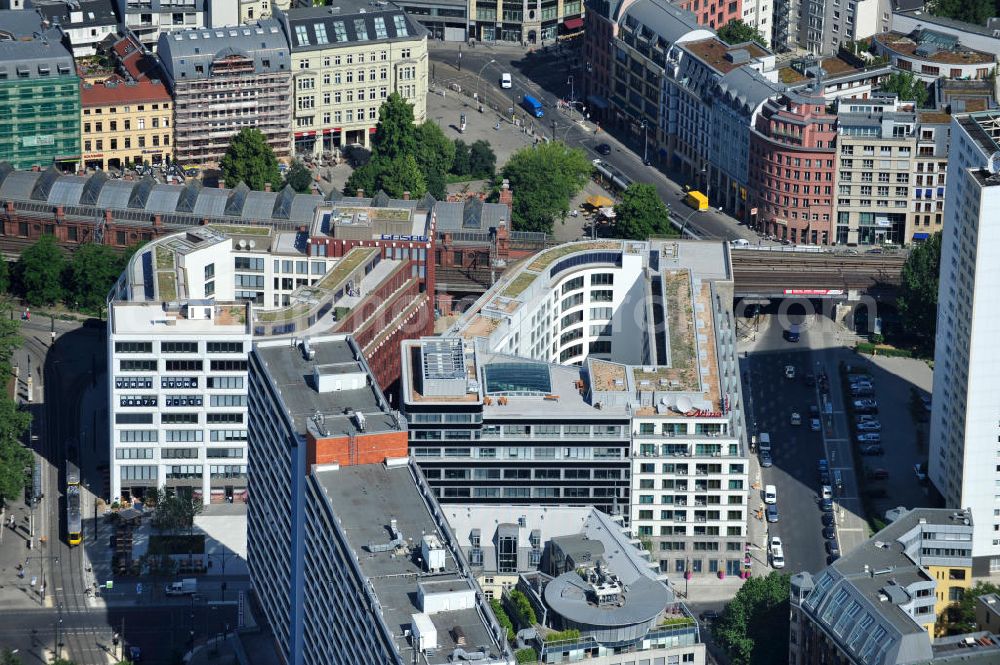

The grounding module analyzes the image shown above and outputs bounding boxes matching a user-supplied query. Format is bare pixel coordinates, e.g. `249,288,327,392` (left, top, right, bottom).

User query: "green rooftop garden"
207,224,271,236
255,302,311,323
156,271,177,301
316,247,378,291
664,270,696,372
527,241,621,272
155,246,174,270
501,272,538,299
333,206,411,222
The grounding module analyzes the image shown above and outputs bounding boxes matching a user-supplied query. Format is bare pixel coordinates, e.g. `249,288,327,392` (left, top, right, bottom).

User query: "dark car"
820,470,831,485
822,513,836,527
805,372,816,387
699,610,720,623
595,143,612,155
859,444,885,456
826,540,841,556
827,554,841,565
129,646,142,663
766,504,780,523
821,497,834,512
818,458,829,473
760,450,773,468
870,468,890,480
822,526,837,540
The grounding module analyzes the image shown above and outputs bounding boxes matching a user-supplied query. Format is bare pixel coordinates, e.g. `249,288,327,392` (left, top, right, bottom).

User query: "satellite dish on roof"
249,240,256,249
676,396,693,413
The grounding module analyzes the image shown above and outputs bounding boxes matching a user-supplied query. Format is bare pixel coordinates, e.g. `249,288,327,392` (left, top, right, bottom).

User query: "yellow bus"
685,190,709,211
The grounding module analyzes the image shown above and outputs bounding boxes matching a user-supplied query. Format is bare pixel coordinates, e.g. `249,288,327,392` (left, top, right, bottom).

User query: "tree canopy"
219,128,282,192
880,71,930,107
344,94,452,198
928,0,994,26
66,243,127,310
283,160,314,193
938,581,1000,635
468,141,497,179
717,19,768,47
897,232,941,354
151,489,204,532
613,183,675,239
0,311,29,509
713,572,791,665
15,234,65,306
501,142,593,234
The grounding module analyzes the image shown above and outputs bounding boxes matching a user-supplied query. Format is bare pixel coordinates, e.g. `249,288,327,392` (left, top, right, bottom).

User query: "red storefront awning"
563,17,584,30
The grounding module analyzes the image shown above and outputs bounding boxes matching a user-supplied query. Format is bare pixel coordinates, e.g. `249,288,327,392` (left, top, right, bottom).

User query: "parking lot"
741,308,937,575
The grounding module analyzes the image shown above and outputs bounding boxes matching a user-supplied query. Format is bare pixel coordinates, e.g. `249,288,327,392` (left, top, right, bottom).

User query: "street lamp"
567,75,575,113
641,120,649,166
476,58,496,104
676,207,702,238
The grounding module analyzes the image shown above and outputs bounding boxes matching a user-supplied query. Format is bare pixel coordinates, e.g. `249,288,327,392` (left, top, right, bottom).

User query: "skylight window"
393,14,407,36
373,17,387,39
353,18,369,40
314,23,328,44
295,25,310,45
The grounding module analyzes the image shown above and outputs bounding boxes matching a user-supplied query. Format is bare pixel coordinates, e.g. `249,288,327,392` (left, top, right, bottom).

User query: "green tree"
880,71,930,107
66,243,126,310
344,161,377,197
506,589,537,628
896,231,941,354
219,128,282,192
15,235,65,306
613,183,675,239
0,259,10,295
501,142,593,234
451,139,471,176
372,93,417,160
713,572,791,665
468,140,497,179
414,122,455,199
929,0,993,25
376,155,427,199
717,19,768,47
490,598,515,641
938,581,1000,634
283,160,314,194
1,647,23,665
152,490,204,532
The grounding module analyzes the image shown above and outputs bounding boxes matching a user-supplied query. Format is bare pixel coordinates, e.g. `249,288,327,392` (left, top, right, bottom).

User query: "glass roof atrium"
483,362,553,395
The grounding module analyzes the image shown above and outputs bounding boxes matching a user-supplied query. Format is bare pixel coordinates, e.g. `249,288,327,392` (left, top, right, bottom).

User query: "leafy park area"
712,573,791,665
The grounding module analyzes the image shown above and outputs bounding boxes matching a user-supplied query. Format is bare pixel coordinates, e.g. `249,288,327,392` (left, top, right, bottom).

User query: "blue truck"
521,95,544,118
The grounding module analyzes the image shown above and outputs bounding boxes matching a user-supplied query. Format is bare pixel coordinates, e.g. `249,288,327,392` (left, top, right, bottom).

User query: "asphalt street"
429,41,762,242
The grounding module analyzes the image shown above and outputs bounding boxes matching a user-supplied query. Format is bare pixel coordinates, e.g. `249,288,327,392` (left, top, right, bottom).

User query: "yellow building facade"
80,80,173,170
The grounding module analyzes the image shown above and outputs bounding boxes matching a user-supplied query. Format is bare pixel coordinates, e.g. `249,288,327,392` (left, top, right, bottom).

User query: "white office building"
930,111,1000,575
418,240,750,577
106,225,354,505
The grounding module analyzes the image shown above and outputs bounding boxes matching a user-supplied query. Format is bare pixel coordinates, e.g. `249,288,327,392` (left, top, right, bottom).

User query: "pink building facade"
676,0,742,29
749,91,837,245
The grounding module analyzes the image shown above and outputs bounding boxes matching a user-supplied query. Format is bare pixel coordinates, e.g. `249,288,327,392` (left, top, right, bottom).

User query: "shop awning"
563,17,584,30
912,233,930,240
586,195,614,208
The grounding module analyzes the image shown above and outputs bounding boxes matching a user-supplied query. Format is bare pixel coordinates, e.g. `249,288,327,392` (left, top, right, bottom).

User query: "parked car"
821,497,834,512
764,484,777,504
870,468,890,481
822,526,837,540
825,540,841,556
856,414,878,424
914,463,929,483
856,420,882,432
766,504,780,523
699,610,720,623
595,143,611,156
820,470,831,485
821,512,836,527
760,450,773,468
809,405,820,417
129,646,142,663
853,399,879,413
790,412,802,426
785,365,796,379
810,418,822,431
770,535,782,552
821,485,833,500
857,433,882,443
859,444,885,456
850,386,874,397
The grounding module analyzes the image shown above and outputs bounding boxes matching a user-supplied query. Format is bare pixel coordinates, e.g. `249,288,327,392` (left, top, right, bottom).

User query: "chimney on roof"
264,182,272,192
402,190,410,200
153,214,162,228
356,188,364,198
218,179,225,189
499,179,513,211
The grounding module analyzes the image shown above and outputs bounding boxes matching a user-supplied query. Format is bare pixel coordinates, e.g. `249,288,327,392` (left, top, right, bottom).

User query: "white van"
730,238,750,248
764,484,777,504
821,485,833,500
500,72,512,88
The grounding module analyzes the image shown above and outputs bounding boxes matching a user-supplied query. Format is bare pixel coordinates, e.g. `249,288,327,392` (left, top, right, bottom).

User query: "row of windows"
424,468,624,480
119,360,247,373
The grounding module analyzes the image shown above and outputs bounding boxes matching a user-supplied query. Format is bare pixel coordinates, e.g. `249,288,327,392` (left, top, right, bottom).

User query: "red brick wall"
307,430,409,468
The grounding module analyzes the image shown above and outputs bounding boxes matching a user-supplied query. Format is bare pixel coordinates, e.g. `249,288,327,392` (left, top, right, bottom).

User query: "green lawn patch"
155,246,174,270
501,272,538,299
156,271,177,301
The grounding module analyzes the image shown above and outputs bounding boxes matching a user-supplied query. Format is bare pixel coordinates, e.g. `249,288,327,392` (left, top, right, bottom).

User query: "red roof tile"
80,79,171,107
